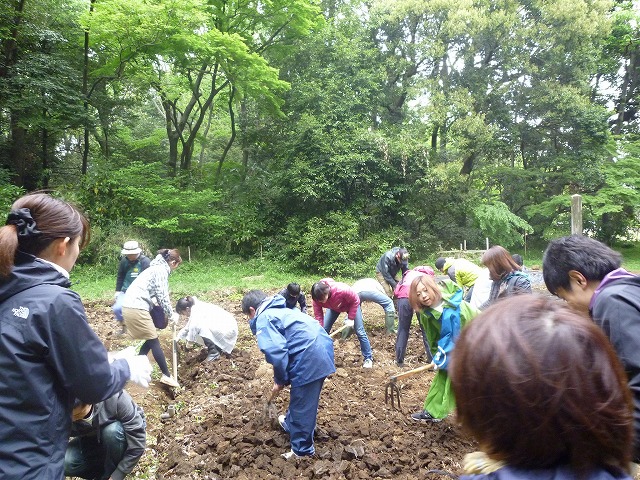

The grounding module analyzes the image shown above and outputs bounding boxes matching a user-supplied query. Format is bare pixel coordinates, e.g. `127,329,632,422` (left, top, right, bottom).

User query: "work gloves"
171,312,180,325
109,346,153,388
344,319,355,328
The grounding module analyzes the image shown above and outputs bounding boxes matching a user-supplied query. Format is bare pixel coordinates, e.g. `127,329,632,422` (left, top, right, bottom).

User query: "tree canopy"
1,0,639,275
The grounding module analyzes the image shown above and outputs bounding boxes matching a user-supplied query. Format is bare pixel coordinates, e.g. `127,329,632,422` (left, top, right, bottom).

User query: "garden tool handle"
388,363,434,383
329,323,352,339
267,386,281,403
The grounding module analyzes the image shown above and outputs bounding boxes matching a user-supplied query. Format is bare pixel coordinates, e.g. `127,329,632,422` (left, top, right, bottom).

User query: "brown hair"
408,274,442,312
482,245,520,281
449,295,633,473
158,248,182,266
0,193,90,277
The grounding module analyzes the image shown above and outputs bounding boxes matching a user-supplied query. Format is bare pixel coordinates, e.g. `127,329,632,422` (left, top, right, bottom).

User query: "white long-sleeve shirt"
178,297,238,353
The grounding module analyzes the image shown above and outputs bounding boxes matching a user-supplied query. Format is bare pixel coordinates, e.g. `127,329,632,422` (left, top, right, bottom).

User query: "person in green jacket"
408,275,479,422
435,257,483,302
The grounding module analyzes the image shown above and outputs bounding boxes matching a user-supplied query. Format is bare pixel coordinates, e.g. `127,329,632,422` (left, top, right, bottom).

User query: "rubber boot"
385,311,397,335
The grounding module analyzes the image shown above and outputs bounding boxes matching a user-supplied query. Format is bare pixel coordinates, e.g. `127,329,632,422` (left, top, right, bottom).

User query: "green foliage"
0,171,25,212
472,202,534,248
281,212,386,277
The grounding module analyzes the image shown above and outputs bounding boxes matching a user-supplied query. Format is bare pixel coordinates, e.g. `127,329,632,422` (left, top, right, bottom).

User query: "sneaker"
281,450,302,460
411,410,442,423
160,375,180,388
278,414,288,432
362,358,373,369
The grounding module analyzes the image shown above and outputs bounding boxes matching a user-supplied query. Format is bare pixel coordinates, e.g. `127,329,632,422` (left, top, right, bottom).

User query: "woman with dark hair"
122,248,182,387
450,295,633,479
175,295,238,361
408,275,478,422
480,245,531,310
0,193,151,478
311,278,373,368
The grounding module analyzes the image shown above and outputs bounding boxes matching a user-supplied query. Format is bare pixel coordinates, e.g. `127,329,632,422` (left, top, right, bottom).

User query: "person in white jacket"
175,296,238,361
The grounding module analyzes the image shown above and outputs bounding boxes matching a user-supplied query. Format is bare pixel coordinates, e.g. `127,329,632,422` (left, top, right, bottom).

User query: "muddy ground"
88,292,483,480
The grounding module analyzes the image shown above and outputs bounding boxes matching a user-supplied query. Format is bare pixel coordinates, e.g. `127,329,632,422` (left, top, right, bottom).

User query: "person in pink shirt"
311,278,374,368
394,266,435,367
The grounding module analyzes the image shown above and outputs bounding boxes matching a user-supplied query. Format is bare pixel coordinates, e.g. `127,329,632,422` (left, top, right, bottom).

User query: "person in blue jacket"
241,290,335,460
451,295,633,480
0,193,152,479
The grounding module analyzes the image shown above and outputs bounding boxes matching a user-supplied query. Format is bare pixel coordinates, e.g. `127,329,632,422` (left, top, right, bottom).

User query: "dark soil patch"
86,291,496,479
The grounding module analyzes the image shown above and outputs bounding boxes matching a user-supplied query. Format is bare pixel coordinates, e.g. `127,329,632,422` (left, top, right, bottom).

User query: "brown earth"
86,292,481,480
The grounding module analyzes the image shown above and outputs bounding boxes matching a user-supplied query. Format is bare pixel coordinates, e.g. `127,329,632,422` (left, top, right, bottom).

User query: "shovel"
262,387,281,429
172,322,178,381
384,363,434,412
329,322,354,340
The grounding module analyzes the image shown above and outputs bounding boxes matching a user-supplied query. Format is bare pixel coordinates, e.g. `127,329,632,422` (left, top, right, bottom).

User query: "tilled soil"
86,292,479,479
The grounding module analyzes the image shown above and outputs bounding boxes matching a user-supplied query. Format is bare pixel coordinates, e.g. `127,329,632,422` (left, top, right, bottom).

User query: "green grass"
71,256,358,301
70,243,640,301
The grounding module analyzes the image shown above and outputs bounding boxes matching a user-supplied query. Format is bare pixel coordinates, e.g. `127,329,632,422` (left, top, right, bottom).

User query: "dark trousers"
280,377,326,456
64,422,126,480
395,298,431,364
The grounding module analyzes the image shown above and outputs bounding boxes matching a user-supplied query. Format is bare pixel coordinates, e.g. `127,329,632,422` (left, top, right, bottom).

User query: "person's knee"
102,421,126,446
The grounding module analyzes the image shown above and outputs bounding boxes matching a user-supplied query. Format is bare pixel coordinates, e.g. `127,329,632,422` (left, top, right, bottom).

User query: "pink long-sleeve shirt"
313,278,360,326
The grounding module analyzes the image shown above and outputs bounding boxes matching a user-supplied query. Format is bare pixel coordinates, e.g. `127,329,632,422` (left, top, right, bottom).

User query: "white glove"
171,312,180,325
108,345,137,363
344,319,354,328
125,355,152,388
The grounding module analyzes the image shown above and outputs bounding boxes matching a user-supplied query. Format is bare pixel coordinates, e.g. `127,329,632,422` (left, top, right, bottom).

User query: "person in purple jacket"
311,278,374,368
451,295,633,480
543,234,640,463
242,290,335,460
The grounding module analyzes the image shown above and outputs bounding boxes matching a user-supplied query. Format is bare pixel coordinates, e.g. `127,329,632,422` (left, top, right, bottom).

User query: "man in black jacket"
65,390,146,480
375,247,409,298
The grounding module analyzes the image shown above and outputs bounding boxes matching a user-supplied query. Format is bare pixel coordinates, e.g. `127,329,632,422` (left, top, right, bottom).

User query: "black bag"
150,305,167,329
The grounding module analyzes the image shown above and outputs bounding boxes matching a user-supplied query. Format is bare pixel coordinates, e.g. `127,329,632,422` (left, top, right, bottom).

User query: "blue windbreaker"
249,295,335,387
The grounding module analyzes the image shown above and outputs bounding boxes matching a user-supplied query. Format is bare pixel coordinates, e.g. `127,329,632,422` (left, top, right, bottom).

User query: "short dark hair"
175,296,194,314
449,295,633,473
434,257,446,271
511,253,523,267
286,282,301,296
241,290,267,315
311,281,330,301
543,235,622,295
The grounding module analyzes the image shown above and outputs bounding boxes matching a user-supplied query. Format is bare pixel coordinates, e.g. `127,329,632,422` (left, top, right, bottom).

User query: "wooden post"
463,240,467,250
571,194,582,235
485,238,489,250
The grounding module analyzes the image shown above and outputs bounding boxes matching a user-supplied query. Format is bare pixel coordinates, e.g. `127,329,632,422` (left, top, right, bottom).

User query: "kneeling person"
175,296,239,361
241,290,336,459
65,390,146,480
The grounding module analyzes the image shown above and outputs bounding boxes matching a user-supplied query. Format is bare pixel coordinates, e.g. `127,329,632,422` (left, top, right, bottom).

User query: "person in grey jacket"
375,247,409,297
66,390,146,480
543,235,640,463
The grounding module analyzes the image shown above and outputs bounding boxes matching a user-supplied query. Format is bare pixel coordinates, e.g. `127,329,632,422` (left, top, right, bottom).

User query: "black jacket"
0,252,130,479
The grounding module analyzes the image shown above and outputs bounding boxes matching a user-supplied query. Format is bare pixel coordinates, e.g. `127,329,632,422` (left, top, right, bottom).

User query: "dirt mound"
86,293,478,479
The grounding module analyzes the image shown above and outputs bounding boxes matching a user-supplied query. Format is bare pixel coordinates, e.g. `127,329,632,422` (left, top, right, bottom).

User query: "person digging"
241,290,335,459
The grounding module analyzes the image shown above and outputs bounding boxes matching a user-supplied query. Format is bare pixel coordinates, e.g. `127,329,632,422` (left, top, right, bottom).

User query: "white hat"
121,240,142,255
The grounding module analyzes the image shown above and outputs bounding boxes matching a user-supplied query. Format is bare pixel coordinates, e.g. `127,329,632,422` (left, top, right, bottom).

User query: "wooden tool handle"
329,323,352,339
388,364,433,382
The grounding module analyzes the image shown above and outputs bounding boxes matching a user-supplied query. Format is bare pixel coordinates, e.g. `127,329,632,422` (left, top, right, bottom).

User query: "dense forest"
1,0,640,275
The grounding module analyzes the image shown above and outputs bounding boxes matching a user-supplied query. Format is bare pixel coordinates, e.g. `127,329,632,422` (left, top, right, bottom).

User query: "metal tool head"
384,380,402,412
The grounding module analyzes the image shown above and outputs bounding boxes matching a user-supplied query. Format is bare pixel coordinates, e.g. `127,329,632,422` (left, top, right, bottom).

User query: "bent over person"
242,290,335,459
543,234,640,462
66,389,146,480
375,247,409,297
